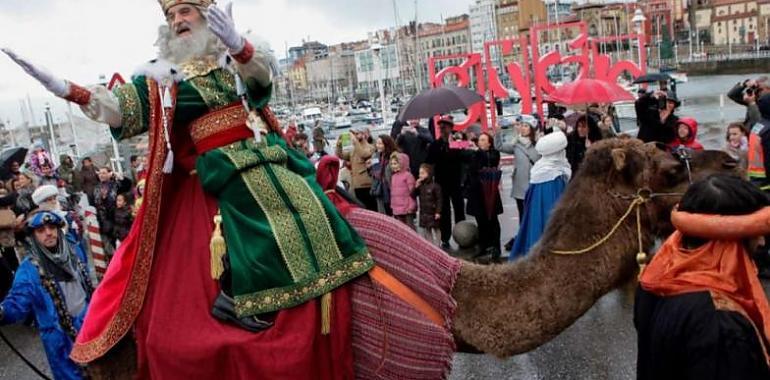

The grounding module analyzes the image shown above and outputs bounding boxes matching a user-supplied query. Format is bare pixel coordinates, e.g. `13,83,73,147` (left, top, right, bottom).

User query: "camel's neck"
450,192,647,357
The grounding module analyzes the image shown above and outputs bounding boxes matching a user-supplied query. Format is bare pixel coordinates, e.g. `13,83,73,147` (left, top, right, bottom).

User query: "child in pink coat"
389,152,417,229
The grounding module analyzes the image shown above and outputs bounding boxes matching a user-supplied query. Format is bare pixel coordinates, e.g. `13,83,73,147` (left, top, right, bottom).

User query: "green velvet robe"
110,61,373,317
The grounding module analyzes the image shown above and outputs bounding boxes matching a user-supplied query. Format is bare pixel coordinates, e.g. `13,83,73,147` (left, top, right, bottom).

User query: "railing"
679,50,770,64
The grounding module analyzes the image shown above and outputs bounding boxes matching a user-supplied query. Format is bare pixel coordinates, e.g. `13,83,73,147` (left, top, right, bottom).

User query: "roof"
419,19,470,37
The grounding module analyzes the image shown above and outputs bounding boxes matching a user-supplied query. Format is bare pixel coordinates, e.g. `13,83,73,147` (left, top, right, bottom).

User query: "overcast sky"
0,0,470,127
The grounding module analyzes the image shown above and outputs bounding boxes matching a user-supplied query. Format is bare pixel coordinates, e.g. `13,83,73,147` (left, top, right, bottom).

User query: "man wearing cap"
4,1,373,378
426,115,467,249
636,90,680,145
0,210,93,380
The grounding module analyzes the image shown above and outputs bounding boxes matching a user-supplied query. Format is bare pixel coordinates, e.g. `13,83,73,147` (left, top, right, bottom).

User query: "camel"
87,138,738,379
450,138,738,357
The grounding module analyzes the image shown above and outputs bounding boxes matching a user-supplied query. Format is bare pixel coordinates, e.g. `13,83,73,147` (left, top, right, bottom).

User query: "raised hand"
207,3,244,53
2,48,69,97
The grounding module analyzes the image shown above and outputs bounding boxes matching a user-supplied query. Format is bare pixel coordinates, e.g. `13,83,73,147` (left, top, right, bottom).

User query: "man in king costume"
3,1,374,378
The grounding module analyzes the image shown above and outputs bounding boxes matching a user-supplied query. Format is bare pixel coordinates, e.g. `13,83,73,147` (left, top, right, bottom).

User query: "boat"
299,107,324,129
323,111,353,130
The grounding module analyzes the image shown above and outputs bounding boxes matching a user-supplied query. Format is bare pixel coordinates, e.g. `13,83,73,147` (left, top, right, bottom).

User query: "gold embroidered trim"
179,56,220,79
189,103,248,144
113,83,145,140
234,252,373,317
188,69,238,109
70,79,170,363
271,163,344,271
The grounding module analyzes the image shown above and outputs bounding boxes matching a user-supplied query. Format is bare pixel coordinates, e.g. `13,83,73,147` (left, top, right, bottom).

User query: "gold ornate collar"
179,56,220,79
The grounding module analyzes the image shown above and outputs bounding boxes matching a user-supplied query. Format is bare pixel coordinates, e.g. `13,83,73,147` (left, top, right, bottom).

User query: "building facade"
470,0,498,54
711,0,758,45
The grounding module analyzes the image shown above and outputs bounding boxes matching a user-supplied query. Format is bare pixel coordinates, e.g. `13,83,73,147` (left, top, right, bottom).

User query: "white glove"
2,48,69,97
207,3,244,53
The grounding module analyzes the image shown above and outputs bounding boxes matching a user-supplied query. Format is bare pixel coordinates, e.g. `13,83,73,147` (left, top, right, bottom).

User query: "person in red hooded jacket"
669,117,704,151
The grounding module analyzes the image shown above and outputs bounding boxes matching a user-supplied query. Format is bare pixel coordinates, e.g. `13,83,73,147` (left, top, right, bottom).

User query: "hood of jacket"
677,117,699,145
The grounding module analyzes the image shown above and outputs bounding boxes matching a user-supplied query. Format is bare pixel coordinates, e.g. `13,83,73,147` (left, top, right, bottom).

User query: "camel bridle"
551,145,695,275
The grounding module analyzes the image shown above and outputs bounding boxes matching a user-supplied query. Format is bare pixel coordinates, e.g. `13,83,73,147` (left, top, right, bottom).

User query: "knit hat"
535,131,568,156
32,185,59,206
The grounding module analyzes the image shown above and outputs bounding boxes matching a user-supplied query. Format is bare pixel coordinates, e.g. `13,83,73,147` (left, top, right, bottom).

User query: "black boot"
211,292,274,333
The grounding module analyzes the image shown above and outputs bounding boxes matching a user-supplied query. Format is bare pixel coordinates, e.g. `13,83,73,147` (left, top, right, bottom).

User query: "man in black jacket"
425,116,465,249
396,119,434,177
635,90,679,145
727,78,766,129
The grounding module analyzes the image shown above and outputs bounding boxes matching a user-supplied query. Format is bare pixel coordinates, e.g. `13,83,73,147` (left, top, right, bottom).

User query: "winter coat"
112,206,134,242
74,166,99,199
566,116,603,174
1,257,89,380
636,93,678,145
668,117,704,151
413,179,442,228
396,128,433,177
465,149,503,219
727,82,763,129
57,155,76,186
495,134,540,200
336,136,375,190
389,153,417,216
425,138,464,191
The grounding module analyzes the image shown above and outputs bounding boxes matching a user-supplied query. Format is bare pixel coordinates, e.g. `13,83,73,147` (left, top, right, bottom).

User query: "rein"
552,188,684,274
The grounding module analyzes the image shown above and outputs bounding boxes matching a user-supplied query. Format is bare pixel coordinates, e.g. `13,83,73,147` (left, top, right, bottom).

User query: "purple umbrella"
397,85,484,122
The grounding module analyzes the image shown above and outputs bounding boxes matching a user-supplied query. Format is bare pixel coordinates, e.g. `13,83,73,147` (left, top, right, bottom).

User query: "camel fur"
450,139,739,357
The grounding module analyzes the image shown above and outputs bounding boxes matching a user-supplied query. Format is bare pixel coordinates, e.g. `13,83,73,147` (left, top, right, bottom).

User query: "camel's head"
579,138,741,236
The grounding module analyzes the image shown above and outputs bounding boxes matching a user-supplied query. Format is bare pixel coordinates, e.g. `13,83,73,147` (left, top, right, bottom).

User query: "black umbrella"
0,147,28,181
397,85,484,121
632,73,672,84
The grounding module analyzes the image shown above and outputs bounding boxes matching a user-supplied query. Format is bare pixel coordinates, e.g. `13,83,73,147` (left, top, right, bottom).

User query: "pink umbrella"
544,78,635,106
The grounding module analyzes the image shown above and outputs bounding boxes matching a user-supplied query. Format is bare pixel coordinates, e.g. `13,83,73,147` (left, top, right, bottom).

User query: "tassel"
320,292,332,335
210,212,226,280
162,149,174,174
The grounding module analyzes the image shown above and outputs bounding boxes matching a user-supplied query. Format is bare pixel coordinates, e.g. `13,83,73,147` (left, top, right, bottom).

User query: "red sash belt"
190,103,254,154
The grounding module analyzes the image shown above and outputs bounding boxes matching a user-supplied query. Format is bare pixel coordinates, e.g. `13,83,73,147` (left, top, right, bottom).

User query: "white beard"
156,22,225,65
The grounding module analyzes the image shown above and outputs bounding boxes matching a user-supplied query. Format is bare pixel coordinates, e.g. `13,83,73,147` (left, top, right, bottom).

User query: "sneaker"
440,242,451,251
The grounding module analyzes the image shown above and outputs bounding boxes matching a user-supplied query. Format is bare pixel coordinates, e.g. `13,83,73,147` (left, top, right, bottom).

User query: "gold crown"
158,0,216,14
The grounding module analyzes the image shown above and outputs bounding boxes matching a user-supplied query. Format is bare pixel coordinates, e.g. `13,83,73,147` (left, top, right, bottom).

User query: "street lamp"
44,103,60,161
370,40,388,124
632,8,647,67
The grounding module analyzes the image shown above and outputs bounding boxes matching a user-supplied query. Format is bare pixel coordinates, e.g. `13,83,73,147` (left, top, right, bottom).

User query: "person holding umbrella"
426,116,467,250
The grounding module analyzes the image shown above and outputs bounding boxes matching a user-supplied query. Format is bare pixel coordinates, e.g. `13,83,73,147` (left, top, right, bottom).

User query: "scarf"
28,233,81,283
640,231,770,364
529,150,571,184
516,135,533,148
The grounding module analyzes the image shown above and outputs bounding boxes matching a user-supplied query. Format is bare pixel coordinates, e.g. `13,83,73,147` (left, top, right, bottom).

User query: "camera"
657,95,668,110
744,86,756,97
